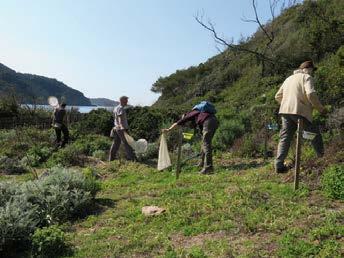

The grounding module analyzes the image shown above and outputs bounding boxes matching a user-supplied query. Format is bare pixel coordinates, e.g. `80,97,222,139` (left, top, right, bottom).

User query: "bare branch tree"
194,15,275,64
195,0,301,75
243,0,274,45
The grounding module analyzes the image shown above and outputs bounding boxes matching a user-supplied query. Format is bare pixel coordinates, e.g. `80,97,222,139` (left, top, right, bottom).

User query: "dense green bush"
73,108,113,136
0,167,100,253
46,134,111,167
73,134,111,156
315,46,344,106
213,119,246,150
321,164,344,200
24,146,54,167
127,107,164,142
0,197,40,252
46,144,85,167
32,225,69,257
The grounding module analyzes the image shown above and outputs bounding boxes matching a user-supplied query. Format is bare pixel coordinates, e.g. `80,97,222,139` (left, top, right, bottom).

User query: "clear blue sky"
0,0,287,106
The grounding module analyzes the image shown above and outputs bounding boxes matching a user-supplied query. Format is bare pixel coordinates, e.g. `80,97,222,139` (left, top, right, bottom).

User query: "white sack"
157,133,171,171
124,132,148,154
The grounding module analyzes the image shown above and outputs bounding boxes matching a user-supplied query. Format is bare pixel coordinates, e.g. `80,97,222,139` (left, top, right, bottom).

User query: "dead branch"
194,15,275,64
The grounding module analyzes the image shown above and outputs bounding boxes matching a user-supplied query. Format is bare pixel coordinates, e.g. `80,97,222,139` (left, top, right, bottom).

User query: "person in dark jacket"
52,102,69,148
162,107,218,174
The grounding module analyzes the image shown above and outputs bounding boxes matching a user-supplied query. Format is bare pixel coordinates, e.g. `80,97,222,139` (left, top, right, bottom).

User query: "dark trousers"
55,124,69,147
275,114,324,169
109,129,136,161
200,116,218,170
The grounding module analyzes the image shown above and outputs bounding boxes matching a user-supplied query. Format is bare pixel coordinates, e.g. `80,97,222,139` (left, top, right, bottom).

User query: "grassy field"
61,156,343,258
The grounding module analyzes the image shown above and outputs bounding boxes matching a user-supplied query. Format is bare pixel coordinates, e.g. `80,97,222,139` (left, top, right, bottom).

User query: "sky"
0,0,288,106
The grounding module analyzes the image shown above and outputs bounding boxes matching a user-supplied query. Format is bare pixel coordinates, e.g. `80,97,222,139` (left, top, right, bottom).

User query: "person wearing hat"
274,60,326,173
109,96,136,161
52,102,69,148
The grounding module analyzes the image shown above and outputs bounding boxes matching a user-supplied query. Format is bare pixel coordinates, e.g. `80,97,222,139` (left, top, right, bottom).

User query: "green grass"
61,159,343,257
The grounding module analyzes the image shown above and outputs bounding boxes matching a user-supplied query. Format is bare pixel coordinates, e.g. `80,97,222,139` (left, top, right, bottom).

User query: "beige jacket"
275,70,324,122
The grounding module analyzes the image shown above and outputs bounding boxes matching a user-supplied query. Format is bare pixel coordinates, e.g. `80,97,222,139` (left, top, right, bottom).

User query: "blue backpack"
192,101,217,114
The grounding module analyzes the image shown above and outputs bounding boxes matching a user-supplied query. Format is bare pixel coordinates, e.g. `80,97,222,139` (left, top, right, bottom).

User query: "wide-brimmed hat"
299,60,317,71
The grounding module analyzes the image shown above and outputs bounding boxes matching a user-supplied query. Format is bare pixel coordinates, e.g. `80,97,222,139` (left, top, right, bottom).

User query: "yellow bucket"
182,132,194,140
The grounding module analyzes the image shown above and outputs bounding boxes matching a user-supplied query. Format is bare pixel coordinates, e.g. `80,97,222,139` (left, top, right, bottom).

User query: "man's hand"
161,128,169,133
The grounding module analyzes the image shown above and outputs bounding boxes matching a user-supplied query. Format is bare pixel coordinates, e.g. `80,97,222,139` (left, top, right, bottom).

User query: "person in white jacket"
274,60,326,173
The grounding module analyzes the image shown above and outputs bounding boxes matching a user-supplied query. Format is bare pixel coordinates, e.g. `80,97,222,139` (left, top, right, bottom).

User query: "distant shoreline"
20,104,115,113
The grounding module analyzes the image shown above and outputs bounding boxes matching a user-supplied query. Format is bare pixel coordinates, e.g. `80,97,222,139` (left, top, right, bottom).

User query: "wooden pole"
176,128,183,179
294,118,303,190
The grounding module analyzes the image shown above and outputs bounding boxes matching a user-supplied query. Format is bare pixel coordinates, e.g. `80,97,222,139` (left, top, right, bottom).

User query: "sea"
21,104,115,113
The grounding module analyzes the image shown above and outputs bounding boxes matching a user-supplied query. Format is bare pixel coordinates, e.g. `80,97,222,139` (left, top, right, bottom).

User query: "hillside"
90,98,119,107
0,63,91,106
152,0,344,112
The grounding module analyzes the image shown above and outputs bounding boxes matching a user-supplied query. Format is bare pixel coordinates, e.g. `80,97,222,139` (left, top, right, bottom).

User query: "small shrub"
92,150,107,160
24,146,54,167
0,167,100,253
233,134,265,158
46,145,85,167
321,164,344,200
0,197,40,252
213,119,245,150
82,167,102,197
139,142,159,161
0,156,27,174
31,225,69,258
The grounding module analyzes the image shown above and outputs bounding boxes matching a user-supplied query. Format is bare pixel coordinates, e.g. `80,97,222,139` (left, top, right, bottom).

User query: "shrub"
74,109,113,136
0,167,100,253
92,150,107,160
127,107,164,142
0,156,27,174
73,134,111,156
0,197,40,252
82,167,102,197
234,134,265,158
31,225,69,257
321,164,344,200
46,144,85,167
24,146,54,167
213,119,246,150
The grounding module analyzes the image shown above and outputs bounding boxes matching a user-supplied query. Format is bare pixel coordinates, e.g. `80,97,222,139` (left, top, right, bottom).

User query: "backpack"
192,101,217,114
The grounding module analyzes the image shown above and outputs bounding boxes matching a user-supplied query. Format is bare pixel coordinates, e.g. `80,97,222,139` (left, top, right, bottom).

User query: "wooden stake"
176,128,183,179
294,118,303,190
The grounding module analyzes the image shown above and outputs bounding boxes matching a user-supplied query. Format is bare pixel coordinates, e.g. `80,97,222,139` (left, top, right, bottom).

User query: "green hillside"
152,0,343,112
0,63,91,106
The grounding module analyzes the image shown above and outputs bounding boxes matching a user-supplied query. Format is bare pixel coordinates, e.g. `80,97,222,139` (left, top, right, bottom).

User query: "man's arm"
307,93,326,113
304,76,326,113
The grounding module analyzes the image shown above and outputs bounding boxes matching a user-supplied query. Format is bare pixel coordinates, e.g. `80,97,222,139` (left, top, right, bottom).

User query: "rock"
142,206,166,216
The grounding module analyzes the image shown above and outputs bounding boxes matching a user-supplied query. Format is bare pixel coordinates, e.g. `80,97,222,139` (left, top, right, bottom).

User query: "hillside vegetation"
0,63,91,106
152,0,343,124
0,1,343,257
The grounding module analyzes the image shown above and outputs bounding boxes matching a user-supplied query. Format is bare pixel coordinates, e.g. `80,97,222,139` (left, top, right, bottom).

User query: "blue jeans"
275,114,324,169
